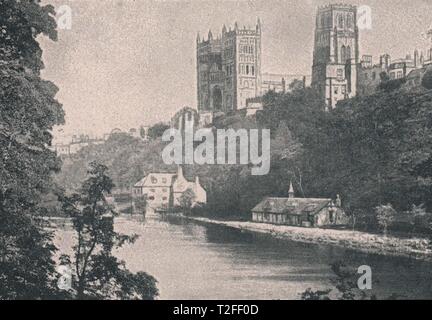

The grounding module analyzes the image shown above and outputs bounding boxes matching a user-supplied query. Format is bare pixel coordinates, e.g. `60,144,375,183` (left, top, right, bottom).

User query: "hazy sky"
39,0,432,139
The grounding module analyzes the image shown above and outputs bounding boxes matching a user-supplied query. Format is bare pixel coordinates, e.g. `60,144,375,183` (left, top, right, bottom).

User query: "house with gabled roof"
133,166,206,212
251,182,348,228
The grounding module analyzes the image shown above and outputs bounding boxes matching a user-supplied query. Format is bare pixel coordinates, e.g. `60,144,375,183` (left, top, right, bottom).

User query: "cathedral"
311,4,359,109
196,20,262,115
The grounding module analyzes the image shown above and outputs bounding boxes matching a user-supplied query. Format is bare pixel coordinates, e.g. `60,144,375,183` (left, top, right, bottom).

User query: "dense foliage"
60,162,158,300
57,79,432,233
0,0,65,299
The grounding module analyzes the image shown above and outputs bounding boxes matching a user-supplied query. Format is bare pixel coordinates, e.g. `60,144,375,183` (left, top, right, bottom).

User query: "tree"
61,162,158,300
133,194,147,214
178,188,195,216
375,204,396,236
301,261,379,300
421,69,432,90
288,78,305,91
0,0,65,299
148,122,170,140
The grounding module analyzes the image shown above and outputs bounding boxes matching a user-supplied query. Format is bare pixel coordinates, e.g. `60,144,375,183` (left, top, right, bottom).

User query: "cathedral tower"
311,4,359,109
197,20,262,113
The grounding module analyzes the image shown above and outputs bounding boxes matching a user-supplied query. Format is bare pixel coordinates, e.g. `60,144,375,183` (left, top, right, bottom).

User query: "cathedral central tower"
197,20,262,114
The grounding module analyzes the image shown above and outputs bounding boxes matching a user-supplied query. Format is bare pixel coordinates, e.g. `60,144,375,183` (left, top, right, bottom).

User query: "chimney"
288,181,295,199
177,165,184,180
335,194,342,207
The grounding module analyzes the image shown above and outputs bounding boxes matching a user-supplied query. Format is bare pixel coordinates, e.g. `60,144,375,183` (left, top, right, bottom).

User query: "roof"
134,173,176,188
406,67,426,80
252,197,332,216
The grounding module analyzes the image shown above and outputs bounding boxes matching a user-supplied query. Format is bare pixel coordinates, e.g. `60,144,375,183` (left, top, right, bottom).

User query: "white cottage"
133,166,207,211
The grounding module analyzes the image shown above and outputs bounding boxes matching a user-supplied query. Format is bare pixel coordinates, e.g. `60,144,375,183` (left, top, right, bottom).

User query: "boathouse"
251,182,348,228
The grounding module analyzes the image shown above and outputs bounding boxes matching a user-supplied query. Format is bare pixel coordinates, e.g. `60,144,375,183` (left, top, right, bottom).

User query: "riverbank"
184,216,432,261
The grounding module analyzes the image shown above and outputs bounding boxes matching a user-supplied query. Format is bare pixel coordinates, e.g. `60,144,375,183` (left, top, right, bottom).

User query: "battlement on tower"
317,3,357,11
196,19,261,45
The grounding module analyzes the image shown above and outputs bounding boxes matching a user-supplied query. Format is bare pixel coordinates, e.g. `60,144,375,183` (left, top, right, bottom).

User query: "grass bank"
185,216,432,261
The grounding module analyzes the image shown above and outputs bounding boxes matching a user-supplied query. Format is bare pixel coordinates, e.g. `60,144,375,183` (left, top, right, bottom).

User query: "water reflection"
53,215,432,300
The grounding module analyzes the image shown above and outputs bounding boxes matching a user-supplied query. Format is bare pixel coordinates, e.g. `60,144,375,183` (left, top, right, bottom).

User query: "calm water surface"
54,215,432,299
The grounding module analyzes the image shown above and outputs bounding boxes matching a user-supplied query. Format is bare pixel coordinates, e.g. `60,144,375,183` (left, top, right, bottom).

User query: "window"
337,68,343,78
346,46,351,62
341,86,346,95
246,65,249,75
347,14,353,28
338,15,344,28
334,87,338,95
341,46,346,64
149,196,155,201
251,66,255,75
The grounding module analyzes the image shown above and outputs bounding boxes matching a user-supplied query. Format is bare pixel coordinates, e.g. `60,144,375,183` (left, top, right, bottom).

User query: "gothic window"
347,14,353,28
246,65,249,75
341,46,346,64
346,46,351,62
338,15,344,29
212,87,223,110
226,95,232,108
251,66,255,75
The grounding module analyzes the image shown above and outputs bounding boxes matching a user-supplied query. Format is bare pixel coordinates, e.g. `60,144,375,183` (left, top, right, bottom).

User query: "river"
54,214,432,300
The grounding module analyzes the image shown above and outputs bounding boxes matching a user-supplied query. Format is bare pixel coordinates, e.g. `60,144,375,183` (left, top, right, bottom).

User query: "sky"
38,0,432,140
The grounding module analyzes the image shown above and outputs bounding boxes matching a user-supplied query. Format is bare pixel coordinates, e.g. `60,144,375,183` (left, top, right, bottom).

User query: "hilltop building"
260,73,311,94
311,4,360,109
196,20,262,115
252,182,348,228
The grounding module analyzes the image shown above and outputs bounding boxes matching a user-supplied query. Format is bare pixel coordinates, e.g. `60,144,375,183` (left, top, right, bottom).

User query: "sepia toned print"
2,0,432,301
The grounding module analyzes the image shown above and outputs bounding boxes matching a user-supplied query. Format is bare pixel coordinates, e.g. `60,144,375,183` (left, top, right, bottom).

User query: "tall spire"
208,29,213,41
234,21,239,32
256,17,261,33
288,181,295,199
196,32,200,43
222,24,227,34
